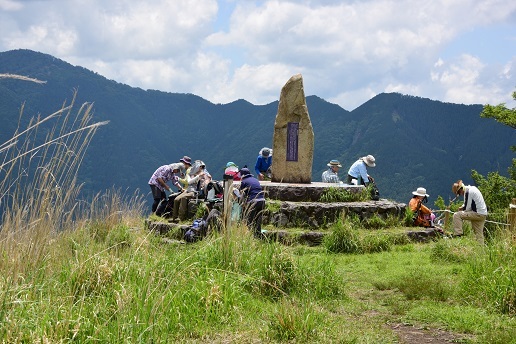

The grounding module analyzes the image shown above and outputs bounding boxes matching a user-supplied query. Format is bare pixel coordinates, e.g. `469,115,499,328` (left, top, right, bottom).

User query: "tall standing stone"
271,74,314,183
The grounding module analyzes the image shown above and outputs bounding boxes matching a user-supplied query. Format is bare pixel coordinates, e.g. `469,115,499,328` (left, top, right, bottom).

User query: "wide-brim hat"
261,148,271,157
180,156,192,165
362,155,376,167
327,160,342,167
452,180,464,194
412,187,429,197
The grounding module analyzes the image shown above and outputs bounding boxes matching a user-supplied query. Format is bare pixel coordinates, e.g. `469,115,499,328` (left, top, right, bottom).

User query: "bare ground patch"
391,323,473,343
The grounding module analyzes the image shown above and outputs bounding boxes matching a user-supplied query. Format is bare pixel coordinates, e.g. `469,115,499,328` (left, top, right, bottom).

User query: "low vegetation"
320,186,370,202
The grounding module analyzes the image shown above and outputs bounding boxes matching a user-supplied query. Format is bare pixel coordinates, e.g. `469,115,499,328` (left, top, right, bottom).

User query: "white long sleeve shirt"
462,185,488,215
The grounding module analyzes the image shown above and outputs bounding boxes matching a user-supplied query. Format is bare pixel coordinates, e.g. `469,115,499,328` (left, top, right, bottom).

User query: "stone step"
263,199,406,228
144,219,442,246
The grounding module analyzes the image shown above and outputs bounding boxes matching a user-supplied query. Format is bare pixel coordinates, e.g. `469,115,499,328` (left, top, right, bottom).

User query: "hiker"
255,147,272,180
408,187,437,227
347,155,376,186
224,161,241,181
238,167,265,237
171,160,211,222
322,159,343,183
148,156,191,213
451,180,488,244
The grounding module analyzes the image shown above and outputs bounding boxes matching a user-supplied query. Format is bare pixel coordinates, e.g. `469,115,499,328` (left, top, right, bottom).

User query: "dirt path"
391,323,472,343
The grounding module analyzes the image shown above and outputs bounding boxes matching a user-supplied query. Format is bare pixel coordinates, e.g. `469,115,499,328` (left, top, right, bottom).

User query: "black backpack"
155,192,180,217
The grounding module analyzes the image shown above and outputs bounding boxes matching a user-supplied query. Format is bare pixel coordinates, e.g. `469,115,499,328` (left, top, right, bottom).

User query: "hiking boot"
168,218,179,223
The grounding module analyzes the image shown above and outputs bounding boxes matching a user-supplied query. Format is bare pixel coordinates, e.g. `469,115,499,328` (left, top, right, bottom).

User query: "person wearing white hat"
255,147,272,180
322,159,342,183
347,155,376,186
408,187,436,227
451,179,487,243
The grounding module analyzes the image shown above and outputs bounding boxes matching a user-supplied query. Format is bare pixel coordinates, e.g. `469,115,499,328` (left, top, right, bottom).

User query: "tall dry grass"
0,90,133,280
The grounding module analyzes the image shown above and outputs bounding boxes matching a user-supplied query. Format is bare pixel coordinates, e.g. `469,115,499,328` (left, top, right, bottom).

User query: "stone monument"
271,74,314,183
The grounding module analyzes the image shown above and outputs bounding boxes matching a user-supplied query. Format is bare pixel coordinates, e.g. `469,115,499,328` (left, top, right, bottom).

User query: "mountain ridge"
1,49,514,203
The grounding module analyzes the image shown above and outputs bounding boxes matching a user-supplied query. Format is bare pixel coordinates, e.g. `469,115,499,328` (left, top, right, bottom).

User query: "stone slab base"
233,181,364,202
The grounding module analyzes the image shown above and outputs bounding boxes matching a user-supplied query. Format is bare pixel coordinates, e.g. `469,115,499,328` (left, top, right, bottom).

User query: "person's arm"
358,164,369,184
187,172,202,186
171,176,183,191
420,204,432,214
157,177,173,192
254,157,262,176
460,191,469,211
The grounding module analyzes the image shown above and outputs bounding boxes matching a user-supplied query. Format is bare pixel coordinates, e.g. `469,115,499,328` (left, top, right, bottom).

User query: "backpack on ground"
184,208,222,243
368,177,380,201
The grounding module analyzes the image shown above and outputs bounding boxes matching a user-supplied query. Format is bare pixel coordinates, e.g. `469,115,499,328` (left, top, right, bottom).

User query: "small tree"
474,90,516,212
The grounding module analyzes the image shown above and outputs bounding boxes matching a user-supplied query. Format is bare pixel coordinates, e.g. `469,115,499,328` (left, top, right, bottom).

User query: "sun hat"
412,187,429,197
327,159,342,167
180,156,192,165
261,148,271,157
362,155,376,167
452,180,464,195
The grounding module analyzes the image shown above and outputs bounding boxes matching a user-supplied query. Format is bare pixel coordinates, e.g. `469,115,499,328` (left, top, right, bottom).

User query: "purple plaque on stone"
287,122,299,161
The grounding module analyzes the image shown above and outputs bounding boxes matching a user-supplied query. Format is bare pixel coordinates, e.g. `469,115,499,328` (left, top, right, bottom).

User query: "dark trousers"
347,174,365,185
150,185,166,213
244,200,265,236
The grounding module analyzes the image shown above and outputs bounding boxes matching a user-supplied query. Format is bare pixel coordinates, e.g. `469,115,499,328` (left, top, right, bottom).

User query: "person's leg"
452,211,464,236
467,213,486,245
150,185,165,213
243,203,253,231
252,200,265,235
246,200,265,237
172,192,187,219
179,192,194,220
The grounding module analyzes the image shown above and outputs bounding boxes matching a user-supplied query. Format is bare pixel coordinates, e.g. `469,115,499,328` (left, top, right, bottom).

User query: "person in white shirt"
347,155,375,186
451,180,488,244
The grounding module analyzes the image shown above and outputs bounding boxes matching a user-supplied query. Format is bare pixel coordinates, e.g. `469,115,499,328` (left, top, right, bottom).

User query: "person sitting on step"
322,159,343,184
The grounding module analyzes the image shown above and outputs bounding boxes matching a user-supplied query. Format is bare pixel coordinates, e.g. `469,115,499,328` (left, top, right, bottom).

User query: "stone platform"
232,181,364,202
228,180,406,229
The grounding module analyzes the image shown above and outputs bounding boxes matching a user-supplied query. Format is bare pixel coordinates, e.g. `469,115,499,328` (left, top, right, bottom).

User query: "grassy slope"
0,218,514,343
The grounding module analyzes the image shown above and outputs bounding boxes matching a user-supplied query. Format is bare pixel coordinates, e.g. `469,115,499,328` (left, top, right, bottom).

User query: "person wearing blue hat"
238,166,265,237
322,159,342,183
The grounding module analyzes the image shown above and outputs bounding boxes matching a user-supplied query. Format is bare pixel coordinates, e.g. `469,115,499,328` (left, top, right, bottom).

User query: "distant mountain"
1,49,514,204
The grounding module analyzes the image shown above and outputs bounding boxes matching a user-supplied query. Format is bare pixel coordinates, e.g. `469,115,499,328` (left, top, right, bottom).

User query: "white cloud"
0,0,515,109
0,0,22,11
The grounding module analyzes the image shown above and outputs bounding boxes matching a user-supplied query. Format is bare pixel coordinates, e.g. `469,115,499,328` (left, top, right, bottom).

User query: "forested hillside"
1,49,514,203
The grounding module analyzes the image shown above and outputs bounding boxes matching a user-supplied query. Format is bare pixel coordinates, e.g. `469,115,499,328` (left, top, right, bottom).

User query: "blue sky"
1,0,515,110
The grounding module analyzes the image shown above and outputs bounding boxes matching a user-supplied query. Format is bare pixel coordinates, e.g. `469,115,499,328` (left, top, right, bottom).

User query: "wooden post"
444,206,450,231
222,174,234,230
509,198,516,233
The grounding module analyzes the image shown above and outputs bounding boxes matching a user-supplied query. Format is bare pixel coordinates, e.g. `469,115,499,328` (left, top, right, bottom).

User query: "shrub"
320,186,369,203
323,220,360,254
267,300,319,341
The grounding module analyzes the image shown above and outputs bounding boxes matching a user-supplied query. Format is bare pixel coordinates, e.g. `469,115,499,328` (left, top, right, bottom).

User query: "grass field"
0,213,514,343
